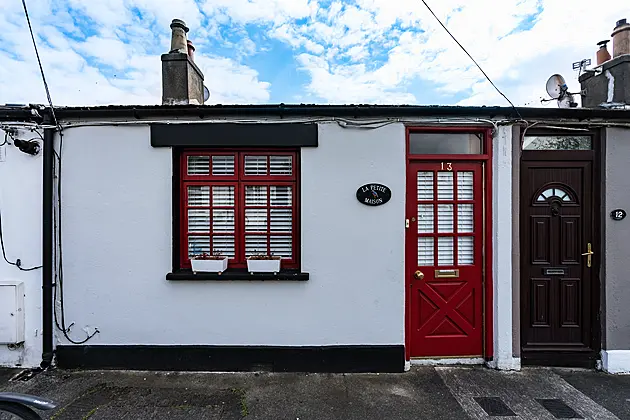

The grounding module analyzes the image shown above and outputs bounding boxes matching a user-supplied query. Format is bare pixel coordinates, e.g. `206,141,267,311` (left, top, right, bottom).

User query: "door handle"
581,242,594,268
414,270,424,280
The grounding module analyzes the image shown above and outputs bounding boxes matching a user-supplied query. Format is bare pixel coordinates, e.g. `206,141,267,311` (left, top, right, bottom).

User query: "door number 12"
441,162,453,171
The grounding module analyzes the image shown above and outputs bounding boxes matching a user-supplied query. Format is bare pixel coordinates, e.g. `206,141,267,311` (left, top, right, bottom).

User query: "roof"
0,105,45,123
4,103,630,122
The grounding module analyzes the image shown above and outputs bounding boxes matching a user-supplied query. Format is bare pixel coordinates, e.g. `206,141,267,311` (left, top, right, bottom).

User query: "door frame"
405,126,494,361
519,128,602,367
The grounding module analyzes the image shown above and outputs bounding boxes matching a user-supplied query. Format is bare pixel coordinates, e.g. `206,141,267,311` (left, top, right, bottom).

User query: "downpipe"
40,125,54,368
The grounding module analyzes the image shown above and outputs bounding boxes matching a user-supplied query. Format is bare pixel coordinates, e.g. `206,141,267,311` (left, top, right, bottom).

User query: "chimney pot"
169,19,189,54
187,40,195,62
597,40,611,65
612,18,630,58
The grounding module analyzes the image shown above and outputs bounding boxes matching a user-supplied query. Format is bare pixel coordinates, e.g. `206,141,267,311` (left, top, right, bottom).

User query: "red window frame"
180,149,299,270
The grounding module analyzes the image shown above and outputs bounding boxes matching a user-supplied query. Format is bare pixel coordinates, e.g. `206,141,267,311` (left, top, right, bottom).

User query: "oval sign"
611,209,627,221
356,183,392,206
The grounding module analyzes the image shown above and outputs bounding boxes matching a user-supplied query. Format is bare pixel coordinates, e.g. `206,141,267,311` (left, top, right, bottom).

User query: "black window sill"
166,269,309,282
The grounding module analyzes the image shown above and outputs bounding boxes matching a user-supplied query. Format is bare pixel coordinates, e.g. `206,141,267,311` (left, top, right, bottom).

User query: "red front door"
406,162,484,358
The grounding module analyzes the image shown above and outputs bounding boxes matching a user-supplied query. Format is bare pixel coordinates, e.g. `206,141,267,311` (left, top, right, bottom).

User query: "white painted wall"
0,128,43,368
58,123,406,346
602,127,630,373
490,125,520,371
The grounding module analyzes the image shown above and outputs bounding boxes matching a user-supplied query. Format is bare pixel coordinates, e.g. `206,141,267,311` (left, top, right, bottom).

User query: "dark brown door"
521,160,598,366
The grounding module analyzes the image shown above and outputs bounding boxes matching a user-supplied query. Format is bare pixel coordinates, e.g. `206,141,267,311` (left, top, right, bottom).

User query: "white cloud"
271,0,630,105
1,0,630,107
200,0,313,26
197,56,271,104
0,0,271,106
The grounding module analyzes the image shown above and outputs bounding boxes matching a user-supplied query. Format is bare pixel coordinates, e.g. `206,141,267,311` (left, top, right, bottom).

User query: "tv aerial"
572,58,591,76
542,74,578,108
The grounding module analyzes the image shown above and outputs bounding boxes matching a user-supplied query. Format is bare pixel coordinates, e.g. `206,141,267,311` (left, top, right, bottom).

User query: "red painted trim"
404,126,494,361
180,150,299,270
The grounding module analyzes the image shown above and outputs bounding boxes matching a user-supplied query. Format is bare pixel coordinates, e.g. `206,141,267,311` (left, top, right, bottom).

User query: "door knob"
414,270,424,280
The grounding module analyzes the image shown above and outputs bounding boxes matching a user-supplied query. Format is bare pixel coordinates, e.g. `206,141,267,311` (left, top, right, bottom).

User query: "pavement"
1,366,630,419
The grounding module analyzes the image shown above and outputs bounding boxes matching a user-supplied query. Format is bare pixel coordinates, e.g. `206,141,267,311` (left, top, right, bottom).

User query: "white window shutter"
188,186,210,206
187,156,209,175
437,172,453,200
418,237,434,266
457,171,474,200
437,237,454,266
458,237,474,265
212,155,235,175
245,156,268,175
457,204,474,233
417,172,433,200
270,156,292,175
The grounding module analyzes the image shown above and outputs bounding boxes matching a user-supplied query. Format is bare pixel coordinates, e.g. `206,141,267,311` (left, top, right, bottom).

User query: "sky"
0,0,628,107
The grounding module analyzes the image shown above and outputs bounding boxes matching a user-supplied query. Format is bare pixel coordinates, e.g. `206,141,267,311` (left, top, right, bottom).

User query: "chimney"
161,18,205,105
612,18,630,58
579,19,630,107
597,40,611,65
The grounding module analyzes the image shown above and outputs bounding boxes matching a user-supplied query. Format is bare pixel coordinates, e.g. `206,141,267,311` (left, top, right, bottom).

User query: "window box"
247,256,281,273
191,256,228,274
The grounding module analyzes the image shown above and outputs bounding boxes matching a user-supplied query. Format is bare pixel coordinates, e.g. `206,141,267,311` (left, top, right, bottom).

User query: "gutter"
53,104,630,121
41,119,54,368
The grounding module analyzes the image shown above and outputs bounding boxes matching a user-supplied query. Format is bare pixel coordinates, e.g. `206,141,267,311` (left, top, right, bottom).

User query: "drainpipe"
41,120,54,368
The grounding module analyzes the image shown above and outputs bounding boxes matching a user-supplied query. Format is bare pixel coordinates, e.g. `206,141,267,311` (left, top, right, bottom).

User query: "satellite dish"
203,85,210,103
543,73,578,108
546,74,567,99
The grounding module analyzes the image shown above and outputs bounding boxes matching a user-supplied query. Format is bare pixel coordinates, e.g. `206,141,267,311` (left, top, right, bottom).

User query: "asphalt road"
1,367,629,419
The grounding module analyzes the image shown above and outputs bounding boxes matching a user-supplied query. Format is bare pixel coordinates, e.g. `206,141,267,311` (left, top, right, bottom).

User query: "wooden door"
407,162,484,358
520,161,597,365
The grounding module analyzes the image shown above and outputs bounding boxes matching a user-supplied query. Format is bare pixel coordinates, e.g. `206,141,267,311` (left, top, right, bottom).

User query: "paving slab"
437,366,619,419
0,368,467,420
555,368,630,420
2,366,630,419
243,369,467,420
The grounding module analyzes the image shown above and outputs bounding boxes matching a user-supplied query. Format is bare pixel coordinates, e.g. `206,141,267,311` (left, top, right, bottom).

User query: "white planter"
191,257,228,273
247,258,281,273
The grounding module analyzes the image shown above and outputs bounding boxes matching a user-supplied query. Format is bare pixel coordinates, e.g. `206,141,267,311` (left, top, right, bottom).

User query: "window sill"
166,269,309,282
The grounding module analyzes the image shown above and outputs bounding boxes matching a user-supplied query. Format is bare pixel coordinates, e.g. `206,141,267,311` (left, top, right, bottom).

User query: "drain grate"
474,397,516,416
536,399,583,419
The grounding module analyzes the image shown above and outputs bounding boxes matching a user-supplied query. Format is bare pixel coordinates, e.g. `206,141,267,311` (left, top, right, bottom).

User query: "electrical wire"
0,207,42,271
18,0,89,340
0,128,43,270
53,131,99,344
21,0,60,130
419,0,523,120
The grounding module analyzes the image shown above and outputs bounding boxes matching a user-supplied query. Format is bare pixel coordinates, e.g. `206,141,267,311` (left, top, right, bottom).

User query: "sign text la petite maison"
356,183,392,206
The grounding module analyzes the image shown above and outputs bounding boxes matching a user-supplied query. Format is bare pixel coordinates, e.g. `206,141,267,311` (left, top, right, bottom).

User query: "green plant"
247,250,279,261
192,251,226,260
231,388,248,417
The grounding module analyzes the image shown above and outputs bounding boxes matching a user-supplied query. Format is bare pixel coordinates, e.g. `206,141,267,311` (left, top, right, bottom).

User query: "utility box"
0,281,25,344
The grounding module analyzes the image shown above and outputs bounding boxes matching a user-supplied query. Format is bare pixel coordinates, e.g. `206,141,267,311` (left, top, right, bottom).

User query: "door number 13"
440,162,453,171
